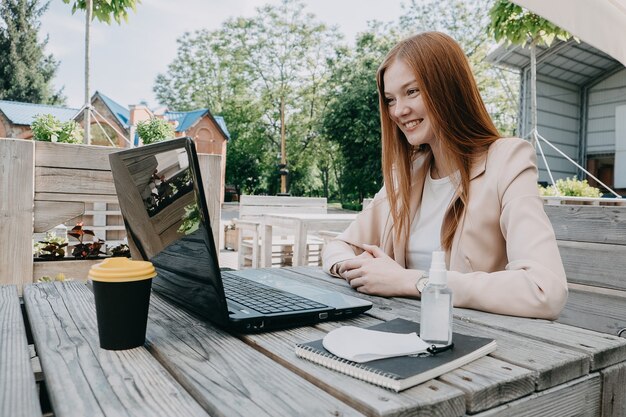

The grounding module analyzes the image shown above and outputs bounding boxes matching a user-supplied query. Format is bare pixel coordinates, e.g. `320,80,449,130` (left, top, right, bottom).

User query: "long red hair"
376,31,500,250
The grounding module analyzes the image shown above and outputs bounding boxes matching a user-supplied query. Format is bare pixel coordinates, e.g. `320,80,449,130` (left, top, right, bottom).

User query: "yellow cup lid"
88,257,156,282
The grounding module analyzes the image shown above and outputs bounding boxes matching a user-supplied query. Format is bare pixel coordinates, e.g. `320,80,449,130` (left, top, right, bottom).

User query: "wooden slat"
0,286,41,417
601,361,626,417
544,204,626,244
558,287,626,335
261,268,590,392
35,167,116,196
35,192,119,203
34,200,85,233
146,292,367,417
23,282,209,417
240,314,466,417
198,153,222,251
33,258,103,282
557,240,626,290
0,139,34,289
473,374,601,417
34,141,117,171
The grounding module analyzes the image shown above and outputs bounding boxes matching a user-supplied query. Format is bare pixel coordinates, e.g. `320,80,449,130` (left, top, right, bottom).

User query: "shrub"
136,118,175,145
539,177,602,198
32,114,83,144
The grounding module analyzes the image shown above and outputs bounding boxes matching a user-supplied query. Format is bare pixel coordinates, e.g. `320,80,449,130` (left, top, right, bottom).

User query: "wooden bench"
0,138,221,291
543,200,626,336
0,285,42,417
234,195,327,268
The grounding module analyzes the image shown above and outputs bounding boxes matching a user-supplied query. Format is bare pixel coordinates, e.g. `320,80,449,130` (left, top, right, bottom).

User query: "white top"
406,170,457,271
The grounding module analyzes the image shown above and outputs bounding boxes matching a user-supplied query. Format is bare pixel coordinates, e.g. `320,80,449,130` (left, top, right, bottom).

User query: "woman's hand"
338,244,416,297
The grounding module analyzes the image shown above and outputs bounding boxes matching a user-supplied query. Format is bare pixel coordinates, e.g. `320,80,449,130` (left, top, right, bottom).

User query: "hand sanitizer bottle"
419,251,453,346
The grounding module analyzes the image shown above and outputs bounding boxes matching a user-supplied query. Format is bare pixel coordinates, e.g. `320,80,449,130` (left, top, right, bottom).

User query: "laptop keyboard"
222,273,328,314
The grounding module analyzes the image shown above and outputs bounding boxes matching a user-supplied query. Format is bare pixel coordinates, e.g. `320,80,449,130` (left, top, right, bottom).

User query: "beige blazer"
322,138,568,320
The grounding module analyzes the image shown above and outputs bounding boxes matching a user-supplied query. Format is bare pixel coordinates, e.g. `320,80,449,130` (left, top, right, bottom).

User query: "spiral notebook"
295,318,496,392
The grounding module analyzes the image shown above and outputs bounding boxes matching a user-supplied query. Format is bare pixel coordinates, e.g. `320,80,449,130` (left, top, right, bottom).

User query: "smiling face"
383,59,435,148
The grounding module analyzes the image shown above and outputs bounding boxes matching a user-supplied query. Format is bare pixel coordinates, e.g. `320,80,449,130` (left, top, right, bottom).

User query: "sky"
39,0,406,110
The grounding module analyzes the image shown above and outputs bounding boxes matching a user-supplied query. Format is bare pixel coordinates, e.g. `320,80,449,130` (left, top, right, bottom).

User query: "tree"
488,0,572,145
62,0,139,144
0,0,64,104
322,28,395,203
136,118,175,145
155,0,339,195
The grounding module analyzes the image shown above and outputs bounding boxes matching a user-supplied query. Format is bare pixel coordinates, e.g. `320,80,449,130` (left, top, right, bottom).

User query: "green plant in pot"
538,177,602,197
34,232,69,260
68,223,106,259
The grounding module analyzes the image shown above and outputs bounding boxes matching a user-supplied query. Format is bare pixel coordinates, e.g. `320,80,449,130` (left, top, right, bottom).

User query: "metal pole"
530,38,538,148
280,96,287,194
84,0,92,145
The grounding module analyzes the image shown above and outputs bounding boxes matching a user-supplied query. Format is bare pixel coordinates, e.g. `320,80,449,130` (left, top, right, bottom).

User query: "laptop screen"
108,138,230,327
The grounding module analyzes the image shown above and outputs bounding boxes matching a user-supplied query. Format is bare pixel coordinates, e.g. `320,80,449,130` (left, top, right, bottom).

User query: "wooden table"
18,267,626,417
260,213,357,267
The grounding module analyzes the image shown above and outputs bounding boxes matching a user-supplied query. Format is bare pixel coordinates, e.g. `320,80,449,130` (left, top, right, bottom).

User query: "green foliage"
0,0,64,104
62,0,139,24
488,0,573,47
31,114,83,143
136,118,175,145
539,177,603,197
33,231,68,259
321,29,392,202
178,203,200,235
155,0,340,196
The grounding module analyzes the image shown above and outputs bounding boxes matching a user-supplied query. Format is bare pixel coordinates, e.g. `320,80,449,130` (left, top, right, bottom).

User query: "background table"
21,267,626,417
260,213,357,267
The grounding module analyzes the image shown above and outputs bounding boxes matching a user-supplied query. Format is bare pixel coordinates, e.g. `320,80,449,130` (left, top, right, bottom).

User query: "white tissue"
322,326,430,363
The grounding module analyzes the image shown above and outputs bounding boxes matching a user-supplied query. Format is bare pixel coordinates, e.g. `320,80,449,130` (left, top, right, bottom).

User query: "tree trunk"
84,0,92,145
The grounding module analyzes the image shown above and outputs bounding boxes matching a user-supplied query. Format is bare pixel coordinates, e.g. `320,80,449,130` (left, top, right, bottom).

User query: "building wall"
586,68,626,154
74,97,129,147
521,72,581,181
0,112,34,139
180,117,227,203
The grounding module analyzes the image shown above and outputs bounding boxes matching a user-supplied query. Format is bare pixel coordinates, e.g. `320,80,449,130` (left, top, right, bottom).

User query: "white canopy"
512,0,626,68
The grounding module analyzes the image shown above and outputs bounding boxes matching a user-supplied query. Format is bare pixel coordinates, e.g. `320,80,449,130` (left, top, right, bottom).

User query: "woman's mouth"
404,119,423,129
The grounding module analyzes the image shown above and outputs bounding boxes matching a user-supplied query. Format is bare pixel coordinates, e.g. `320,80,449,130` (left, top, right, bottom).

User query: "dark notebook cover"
295,318,497,392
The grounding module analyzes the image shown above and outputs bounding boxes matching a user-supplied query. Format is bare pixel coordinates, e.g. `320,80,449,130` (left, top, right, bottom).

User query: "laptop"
108,137,372,332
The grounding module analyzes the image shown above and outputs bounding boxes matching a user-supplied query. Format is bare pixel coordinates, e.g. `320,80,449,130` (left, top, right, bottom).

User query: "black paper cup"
89,258,156,350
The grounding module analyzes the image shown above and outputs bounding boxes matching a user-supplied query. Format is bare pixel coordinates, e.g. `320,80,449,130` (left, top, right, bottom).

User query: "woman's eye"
407,88,420,97
385,97,396,106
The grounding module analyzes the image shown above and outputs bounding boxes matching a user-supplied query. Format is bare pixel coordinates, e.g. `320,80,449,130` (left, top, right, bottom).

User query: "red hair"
376,32,500,250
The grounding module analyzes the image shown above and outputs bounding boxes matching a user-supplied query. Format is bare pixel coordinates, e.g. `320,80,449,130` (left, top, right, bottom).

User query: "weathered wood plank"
544,204,626,244
35,192,119,203
600,361,626,417
0,286,41,417
33,258,102,282
34,141,117,171
473,374,601,417
35,167,116,196
255,268,589,391
34,200,85,233
0,139,35,289
23,281,209,417
146,292,367,417
290,268,626,373
239,314,466,417
558,286,626,336
197,153,221,251
557,240,626,290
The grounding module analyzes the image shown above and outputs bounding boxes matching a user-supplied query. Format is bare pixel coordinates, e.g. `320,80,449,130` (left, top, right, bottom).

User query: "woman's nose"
394,101,410,118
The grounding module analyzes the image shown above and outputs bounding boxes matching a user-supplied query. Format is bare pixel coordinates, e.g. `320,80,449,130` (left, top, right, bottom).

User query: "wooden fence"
0,138,221,291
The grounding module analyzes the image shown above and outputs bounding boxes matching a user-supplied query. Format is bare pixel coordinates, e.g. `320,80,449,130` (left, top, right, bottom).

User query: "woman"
322,32,567,320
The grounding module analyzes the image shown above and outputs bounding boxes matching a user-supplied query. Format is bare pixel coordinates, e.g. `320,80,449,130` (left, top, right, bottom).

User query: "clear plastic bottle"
419,251,453,346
